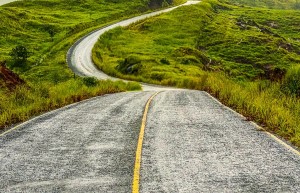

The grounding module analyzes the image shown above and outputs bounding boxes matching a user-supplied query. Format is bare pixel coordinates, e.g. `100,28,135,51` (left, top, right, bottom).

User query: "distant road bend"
0,0,16,6
1,1,300,192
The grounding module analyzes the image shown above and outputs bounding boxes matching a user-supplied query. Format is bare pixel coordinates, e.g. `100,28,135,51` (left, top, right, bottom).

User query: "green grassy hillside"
0,0,156,82
93,0,300,146
93,0,300,82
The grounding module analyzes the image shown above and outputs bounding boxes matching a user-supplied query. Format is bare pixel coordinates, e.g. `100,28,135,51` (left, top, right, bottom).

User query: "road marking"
132,92,160,193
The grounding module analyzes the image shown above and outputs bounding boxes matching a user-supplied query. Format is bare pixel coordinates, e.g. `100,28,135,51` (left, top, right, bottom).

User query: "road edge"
203,91,300,157
0,91,143,137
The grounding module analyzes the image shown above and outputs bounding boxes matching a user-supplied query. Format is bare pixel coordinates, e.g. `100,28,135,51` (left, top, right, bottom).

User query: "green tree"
9,45,30,67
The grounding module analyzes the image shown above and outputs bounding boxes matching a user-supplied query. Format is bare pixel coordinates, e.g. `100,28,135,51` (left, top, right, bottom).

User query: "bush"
117,56,141,74
82,77,98,87
9,45,30,68
160,58,170,65
282,65,300,97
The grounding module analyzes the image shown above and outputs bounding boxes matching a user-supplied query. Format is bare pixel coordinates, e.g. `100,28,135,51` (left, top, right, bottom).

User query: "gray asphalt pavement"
141,90,300,192
0,92,155,192
1,91,299,192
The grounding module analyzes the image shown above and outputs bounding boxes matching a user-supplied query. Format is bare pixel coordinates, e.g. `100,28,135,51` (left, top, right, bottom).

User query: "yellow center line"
132,91,160,193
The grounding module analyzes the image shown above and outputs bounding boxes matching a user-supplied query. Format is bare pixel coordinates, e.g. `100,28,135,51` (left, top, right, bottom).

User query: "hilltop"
225,0,300,9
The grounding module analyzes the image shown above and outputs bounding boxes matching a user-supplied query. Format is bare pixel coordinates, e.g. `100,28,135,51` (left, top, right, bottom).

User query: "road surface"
1,0,300,192
0,90,299,192
0,0,17,6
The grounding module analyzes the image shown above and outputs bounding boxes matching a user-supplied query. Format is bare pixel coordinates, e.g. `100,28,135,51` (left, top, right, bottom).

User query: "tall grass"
0,79,141,130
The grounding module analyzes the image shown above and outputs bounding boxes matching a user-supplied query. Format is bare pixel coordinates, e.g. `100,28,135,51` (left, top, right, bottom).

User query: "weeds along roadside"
92,0,300,147
0,78,141,131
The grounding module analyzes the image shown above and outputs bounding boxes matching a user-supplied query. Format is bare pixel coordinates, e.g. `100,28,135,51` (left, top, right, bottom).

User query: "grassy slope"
93,1,300,82
93,0,300,146
0,0,154,82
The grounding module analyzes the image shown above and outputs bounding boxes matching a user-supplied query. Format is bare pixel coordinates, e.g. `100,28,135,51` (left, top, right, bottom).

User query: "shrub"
282,65,300,97
82,77,98,87
117,56,141,74
9,45,30,68
160,58,170,65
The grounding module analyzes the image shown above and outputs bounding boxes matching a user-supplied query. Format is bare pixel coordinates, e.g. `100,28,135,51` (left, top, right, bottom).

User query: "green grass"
93,0,300,147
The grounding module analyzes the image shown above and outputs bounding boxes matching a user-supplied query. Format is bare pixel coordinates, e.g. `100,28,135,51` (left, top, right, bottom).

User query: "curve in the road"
67,0,200,91
66,0,300,156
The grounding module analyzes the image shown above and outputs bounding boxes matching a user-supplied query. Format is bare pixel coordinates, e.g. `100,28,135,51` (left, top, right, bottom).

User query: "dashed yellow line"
132,92,160,193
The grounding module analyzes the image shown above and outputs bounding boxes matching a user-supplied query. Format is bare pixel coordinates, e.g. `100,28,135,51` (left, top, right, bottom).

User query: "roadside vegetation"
93,0,300,147
0,79,140,129
0,0,184,130
224,0,300,9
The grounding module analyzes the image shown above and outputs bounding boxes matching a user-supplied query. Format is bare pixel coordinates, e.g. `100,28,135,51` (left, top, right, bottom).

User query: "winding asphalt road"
1,1,300,192
67,0,200,91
